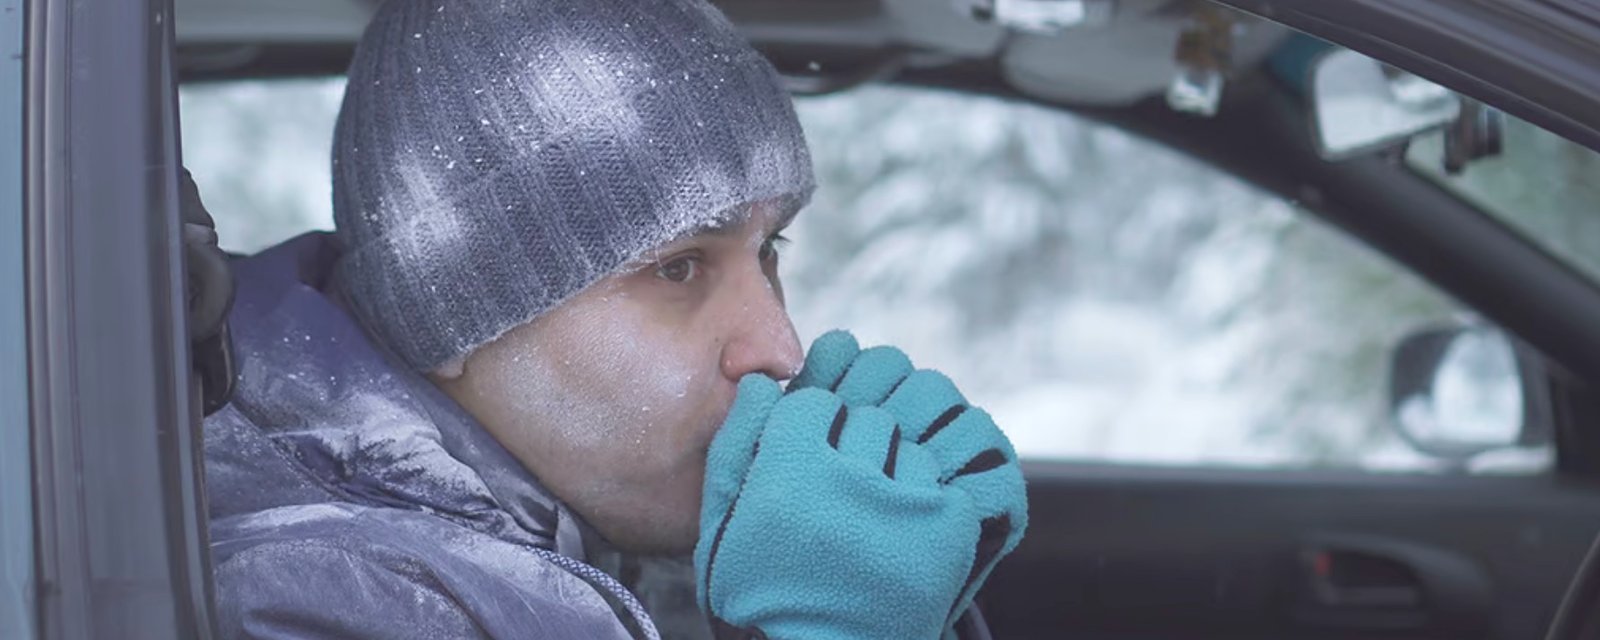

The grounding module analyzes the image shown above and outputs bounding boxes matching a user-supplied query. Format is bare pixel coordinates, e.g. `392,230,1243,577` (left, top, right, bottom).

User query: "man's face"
434,200,803,554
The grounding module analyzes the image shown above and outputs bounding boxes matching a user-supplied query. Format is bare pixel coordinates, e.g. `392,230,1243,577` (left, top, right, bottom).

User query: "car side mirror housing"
1388,324,1547,465
1311,48,1460,160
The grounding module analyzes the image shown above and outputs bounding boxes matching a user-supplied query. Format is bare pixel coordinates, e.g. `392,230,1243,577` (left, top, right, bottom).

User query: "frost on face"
447,267,737,550
487,290,700,455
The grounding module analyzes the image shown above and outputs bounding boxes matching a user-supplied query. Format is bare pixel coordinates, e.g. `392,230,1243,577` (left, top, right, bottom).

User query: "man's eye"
759,233,791,262
655,257,699,283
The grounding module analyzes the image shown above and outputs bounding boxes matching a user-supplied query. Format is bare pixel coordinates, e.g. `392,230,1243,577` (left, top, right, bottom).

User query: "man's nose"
720,271,804,383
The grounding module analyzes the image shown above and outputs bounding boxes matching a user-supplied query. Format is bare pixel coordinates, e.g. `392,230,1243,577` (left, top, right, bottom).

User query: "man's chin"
584,494,702,556
576,456,710,555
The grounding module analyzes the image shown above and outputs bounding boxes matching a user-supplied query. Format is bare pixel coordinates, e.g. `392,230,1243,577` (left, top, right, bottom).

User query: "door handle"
1306,546,1424,609
1292,533,1494,636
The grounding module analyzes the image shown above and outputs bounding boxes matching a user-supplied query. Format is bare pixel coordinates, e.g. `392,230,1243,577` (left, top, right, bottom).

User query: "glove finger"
757,387,849,456
879,369,969,444
768,389,944,490
940,460,1030,630
946,460,1028,553
936,418,1028,631
830,405,905,480
919,406,1023,512
833,346,915,408
945,491,1025,632
697,375,784,614
788,329,859,392
934,409,1028,629
701,374,783,532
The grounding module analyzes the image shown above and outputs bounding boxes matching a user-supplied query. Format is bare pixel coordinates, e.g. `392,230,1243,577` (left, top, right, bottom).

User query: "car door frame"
24,0,215,637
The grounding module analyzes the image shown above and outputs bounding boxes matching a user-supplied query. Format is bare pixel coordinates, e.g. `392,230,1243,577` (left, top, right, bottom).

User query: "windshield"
1406,117,1600,282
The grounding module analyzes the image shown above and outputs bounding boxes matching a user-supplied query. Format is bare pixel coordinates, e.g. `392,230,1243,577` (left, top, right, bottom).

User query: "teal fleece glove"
695,331,1028,640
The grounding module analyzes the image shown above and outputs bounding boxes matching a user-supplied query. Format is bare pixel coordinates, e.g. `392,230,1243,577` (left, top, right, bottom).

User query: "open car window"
180,78,342,254
181,78,1552,475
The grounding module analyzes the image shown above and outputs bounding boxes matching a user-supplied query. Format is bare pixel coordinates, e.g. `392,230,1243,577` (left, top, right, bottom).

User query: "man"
203,0,1027,638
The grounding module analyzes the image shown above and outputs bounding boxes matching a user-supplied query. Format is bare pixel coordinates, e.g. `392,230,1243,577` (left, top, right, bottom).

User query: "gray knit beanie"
331,0,815,372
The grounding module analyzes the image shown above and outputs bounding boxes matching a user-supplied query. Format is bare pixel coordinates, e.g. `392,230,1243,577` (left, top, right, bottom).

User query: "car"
7,0,1600,638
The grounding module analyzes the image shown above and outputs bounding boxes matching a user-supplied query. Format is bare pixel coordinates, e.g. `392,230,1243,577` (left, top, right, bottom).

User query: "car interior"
16,0,1600,639
175,1,1600,638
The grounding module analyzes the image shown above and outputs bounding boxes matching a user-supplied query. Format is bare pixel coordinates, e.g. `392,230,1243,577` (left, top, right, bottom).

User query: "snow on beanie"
331,0,815,372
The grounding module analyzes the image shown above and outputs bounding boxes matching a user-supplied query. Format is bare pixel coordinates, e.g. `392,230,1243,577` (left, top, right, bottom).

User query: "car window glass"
1406,117,1600,283
179,78,340,254
784,86,1548,475
1,0,34,636
181,80,1551,475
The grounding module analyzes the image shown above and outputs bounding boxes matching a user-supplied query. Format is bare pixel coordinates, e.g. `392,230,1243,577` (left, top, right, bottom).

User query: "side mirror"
1310,48,1460,160
1388,324,1544,464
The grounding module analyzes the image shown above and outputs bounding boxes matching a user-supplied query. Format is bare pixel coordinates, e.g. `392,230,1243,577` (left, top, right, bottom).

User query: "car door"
932,2,1600,639
21,0,216,637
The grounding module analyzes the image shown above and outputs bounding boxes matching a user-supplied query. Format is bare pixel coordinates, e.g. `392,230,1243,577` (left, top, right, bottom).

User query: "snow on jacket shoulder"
203,232,657,640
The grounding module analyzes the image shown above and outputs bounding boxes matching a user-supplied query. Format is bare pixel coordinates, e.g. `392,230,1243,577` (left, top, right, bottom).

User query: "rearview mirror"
1388,324,1533,464
1311,48,1460,160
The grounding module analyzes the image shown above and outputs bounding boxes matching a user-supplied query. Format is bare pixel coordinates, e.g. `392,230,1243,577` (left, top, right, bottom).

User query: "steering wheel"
955,603,995,640
1547,533,1600,640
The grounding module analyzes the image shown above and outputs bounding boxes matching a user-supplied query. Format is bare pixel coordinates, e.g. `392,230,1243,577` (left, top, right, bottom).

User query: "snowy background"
180,77,1566,473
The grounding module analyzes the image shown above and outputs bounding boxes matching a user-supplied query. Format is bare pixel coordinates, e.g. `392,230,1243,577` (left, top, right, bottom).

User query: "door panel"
982,464,1600,639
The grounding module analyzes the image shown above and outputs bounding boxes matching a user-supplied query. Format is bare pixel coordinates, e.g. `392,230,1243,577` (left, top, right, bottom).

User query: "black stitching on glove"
917,405,969,445
884,425,902,479
829,359,857,393
884,373,911,403
942,448,1007,484
826,405,849,449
